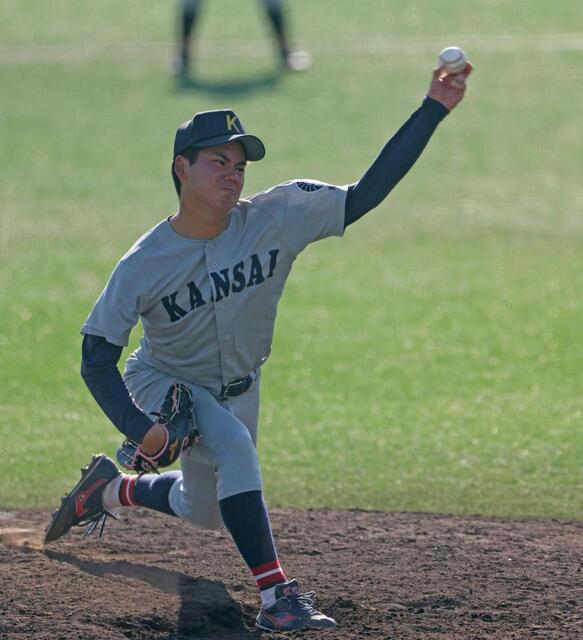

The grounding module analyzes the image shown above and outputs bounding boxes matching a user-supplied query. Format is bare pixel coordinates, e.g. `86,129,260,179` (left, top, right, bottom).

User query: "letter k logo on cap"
173,109,265,161
225,113,241,133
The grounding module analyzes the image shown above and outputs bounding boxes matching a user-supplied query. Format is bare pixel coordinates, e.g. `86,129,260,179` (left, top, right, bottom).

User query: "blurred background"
1,1,582,519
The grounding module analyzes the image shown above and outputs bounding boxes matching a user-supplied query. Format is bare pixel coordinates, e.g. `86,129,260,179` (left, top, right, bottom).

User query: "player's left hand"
427,61,473,111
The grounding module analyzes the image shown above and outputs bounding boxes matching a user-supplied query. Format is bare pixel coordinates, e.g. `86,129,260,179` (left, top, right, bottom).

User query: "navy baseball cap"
173,109,265,161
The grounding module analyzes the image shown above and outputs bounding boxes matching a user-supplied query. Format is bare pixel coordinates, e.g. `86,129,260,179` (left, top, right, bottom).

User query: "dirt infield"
1,507,582,639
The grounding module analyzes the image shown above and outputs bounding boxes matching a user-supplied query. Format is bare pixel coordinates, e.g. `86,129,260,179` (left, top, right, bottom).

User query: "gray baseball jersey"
81,179,348,396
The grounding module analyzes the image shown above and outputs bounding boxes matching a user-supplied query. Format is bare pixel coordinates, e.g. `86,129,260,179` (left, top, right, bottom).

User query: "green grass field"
1,1,582,519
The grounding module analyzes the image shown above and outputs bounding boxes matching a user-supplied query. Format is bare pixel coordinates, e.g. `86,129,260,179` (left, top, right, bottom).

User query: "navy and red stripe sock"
219,490,287,606
104,471,181,516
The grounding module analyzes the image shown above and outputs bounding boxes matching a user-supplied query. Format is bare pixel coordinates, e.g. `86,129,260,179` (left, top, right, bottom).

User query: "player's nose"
224,167,243,183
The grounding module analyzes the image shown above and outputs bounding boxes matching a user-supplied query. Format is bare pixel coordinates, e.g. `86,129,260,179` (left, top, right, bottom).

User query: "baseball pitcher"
45,61,472,632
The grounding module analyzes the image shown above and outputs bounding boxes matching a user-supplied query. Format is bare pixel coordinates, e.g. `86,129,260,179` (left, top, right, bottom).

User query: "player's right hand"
427,62,473,111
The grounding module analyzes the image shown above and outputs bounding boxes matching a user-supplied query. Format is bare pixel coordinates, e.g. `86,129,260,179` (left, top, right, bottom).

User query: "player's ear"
174,155,187,180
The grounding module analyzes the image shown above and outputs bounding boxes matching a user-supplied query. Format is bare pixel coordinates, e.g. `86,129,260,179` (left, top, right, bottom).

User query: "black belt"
219,374,254,400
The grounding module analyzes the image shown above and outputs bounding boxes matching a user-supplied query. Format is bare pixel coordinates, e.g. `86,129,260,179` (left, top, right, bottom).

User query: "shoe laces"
287,590,318,615
81,509,119,540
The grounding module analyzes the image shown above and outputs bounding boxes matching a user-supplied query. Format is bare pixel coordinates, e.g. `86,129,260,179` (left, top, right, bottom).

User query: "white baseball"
438,46,467,74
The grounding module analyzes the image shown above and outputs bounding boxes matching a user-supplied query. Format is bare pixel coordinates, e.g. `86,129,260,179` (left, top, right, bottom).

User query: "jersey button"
212,262,218,268
224,334,232,341
208,241,215,249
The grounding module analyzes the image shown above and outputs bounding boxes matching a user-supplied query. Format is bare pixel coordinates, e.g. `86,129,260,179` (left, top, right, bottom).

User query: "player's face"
180,142,247,213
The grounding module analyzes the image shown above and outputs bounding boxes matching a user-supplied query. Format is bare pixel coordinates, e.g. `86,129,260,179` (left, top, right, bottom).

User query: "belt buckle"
220,375,252,400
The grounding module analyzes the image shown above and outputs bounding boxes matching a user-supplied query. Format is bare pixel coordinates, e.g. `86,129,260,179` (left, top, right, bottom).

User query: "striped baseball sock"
252,560,287,607
118,476,139,507
219,490,287,608
102,472,180,516
102,475,126,511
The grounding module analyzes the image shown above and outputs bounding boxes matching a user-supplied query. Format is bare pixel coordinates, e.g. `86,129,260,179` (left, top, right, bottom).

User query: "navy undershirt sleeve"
81,333,153,443
344,96,449,227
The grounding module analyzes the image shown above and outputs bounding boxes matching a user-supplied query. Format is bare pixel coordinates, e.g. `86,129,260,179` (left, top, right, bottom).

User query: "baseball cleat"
44,454,120,544
255,579,336,632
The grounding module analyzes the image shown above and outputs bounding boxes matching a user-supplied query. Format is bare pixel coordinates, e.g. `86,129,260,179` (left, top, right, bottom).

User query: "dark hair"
172,146,201,196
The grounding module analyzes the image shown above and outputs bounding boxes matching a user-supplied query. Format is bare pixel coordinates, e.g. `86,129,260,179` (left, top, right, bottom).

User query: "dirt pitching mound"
1,507,582,639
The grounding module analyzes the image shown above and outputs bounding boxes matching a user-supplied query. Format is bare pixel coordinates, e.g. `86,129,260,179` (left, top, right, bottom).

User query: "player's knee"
214,433,262,500
262,0,283,12
168,474,223,529
182,506,223,530
182,0,200,13
219,429,258,471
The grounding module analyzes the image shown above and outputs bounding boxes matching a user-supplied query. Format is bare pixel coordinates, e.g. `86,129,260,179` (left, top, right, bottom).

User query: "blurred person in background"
173,0,311,76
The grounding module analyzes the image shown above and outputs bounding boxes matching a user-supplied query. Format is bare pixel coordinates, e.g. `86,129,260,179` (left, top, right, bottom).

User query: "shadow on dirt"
45,550,260,638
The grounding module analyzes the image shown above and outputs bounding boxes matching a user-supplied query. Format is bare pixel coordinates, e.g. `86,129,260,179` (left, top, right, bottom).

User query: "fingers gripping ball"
438,46,467,74
116,383,201,474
